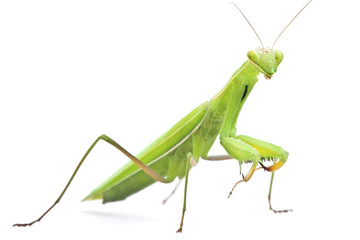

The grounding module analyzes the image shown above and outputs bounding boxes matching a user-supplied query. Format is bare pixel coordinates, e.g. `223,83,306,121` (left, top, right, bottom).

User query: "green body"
13,48,294,230
84,48,287,203
13,1,312,230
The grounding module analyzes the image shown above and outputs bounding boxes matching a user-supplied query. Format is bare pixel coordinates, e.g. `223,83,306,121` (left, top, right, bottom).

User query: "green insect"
13,1,312,233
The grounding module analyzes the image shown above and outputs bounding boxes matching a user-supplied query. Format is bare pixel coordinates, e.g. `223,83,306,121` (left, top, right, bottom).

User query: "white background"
1,0,359,239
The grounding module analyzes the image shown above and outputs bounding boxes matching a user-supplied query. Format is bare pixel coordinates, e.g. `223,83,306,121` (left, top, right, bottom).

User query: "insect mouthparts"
265,75,272,80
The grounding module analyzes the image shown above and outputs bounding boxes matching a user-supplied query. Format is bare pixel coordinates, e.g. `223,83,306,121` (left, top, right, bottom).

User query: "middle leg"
176,152,193,233
236,135,290,212
221,135,289,196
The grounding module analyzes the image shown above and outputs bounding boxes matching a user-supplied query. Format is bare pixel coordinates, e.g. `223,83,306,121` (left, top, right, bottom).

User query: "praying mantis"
13,0,312,233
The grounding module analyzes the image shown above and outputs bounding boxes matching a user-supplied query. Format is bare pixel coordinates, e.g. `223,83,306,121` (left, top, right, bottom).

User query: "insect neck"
212,60,260,137
213,60,260,106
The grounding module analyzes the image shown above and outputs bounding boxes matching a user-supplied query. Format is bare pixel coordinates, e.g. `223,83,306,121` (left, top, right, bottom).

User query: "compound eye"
247,50,260,63
275,50,284,64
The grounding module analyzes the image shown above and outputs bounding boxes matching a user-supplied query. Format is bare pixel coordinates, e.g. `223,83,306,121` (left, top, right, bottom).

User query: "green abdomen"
83,102,209,203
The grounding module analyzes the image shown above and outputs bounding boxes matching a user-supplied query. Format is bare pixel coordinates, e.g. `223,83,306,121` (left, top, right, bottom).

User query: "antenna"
231,2,264,49
272,0,312,49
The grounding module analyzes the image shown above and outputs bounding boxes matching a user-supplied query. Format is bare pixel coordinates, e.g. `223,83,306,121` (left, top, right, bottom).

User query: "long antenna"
272,0,312,48
231,2,264,49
